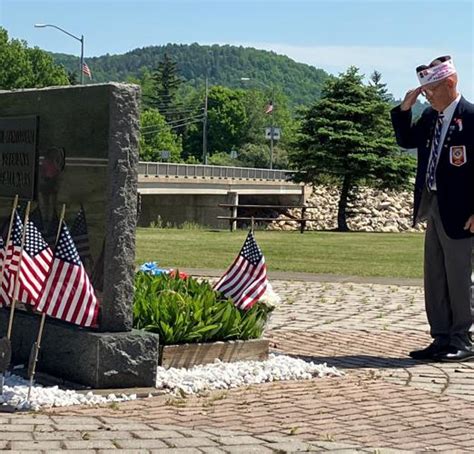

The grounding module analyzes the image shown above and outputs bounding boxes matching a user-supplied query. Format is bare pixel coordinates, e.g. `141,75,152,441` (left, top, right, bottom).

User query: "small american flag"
82,62,92,79
264,102,273,114
70,205,92,268
15,221,53,307
214,231,268,310
2,211,24,302
36,222,99,327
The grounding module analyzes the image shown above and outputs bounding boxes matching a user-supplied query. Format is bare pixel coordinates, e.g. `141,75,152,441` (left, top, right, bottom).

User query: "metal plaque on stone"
0,116,38,200
0,337,12,373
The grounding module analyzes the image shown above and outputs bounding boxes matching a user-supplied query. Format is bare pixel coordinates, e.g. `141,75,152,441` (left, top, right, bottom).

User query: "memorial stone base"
0,311,160,388
0,84,155,389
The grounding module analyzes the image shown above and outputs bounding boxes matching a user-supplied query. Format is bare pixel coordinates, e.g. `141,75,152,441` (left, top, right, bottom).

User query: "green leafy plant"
133,272,272,344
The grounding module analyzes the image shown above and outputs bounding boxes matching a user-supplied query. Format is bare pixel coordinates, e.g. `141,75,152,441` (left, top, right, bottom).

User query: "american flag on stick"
214,231,268,310
36,222,99,327
15,221,53,307
1,212,24,305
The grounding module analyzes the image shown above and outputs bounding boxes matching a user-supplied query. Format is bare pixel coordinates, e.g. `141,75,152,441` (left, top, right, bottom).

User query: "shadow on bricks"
291,353,421,369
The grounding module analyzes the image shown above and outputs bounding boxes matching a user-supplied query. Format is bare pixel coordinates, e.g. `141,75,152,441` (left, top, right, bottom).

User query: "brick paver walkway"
1,278,473,453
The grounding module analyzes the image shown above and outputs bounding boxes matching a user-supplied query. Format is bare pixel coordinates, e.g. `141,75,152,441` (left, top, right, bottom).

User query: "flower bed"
133,271,274,346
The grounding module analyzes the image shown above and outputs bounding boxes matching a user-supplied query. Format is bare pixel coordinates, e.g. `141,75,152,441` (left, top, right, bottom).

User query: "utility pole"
79,34,84,84
202,76,209,165
269,86,275,170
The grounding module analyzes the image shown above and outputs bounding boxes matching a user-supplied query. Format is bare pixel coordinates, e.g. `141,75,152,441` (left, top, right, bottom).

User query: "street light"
240,77,275,169
203,76,209,165
34,23,85,84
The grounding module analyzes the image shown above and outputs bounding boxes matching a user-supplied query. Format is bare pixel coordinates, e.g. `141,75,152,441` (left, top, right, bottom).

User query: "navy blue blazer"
391,97,474,239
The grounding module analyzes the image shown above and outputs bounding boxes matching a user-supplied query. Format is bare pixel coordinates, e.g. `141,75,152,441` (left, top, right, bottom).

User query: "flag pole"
27,205,66,403
250,216,255,234
0,195,19,396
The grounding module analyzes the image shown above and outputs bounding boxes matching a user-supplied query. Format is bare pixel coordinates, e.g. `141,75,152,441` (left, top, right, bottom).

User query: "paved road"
1,278,473,453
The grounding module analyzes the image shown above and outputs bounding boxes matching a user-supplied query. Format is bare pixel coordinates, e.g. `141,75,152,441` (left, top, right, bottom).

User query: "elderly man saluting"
391,55,474,362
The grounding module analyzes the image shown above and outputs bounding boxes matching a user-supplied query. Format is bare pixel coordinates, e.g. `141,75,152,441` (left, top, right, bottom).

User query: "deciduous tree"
0,27,69,89
139,109,182,162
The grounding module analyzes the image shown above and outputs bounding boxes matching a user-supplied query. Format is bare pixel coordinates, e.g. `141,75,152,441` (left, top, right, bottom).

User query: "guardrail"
138,162,295,181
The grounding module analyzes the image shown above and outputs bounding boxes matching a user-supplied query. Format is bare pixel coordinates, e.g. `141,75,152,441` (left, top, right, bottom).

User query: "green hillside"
52,43,329,106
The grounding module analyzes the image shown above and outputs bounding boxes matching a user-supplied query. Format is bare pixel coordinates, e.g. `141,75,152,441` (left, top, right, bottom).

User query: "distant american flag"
264,102,274,114
214,231,268,310
70,205,92,267
15,221,53,307
82,62,92,79
36,222,99,327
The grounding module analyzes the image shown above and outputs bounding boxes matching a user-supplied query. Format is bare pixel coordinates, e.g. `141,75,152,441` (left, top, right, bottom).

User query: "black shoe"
409,343,448,360
439,348,474,362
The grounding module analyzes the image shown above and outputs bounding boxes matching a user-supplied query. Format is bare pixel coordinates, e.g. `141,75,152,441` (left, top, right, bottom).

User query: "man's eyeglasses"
420,81,445,98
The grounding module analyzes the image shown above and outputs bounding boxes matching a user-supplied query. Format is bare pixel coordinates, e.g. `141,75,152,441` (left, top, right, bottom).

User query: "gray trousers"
424,194,473,349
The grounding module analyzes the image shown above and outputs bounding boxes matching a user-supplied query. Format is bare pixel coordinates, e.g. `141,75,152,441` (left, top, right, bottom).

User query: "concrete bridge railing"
138,162,295,181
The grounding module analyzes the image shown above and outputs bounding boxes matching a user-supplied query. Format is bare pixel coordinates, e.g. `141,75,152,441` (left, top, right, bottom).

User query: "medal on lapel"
454,117,463,131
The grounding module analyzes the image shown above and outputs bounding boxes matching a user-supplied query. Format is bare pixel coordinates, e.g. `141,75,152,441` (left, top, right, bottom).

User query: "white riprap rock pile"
0,373,137,411
267,185,426,233
156,353,343,396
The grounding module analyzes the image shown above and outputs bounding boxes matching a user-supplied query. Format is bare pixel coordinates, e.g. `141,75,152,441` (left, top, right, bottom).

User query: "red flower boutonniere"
454,117,463,132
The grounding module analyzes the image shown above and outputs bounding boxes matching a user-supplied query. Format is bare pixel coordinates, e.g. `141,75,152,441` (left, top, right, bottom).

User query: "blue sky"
1,0,473,99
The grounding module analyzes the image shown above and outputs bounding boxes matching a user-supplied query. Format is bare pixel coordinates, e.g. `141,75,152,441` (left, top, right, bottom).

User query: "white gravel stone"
0,355,343,410
155,353,343,396
0,374,137,411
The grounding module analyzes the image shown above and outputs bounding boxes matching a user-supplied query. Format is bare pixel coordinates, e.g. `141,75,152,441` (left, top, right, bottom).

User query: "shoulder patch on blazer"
449,145,467,167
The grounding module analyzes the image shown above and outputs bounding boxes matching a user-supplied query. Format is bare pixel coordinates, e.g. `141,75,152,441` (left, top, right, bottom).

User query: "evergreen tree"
369,70,392,102
149,53,183,122
291,67,416,231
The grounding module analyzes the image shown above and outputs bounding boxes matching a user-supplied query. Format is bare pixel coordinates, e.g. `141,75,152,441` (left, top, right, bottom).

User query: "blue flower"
139,262,168,275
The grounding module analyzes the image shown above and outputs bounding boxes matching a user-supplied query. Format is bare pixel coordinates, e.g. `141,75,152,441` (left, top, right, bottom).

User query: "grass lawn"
136,228,424,279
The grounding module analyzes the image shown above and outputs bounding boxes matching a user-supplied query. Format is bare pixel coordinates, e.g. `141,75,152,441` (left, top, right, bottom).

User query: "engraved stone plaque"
0,116,38,200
